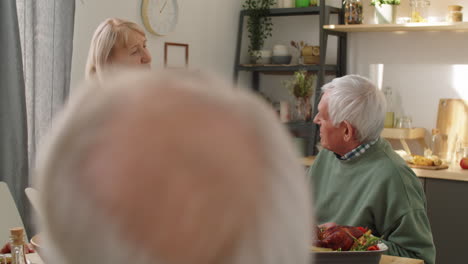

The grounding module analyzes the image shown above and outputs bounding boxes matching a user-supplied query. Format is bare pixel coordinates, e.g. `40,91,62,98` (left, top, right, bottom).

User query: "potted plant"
243,0,276,63
371,0,400,24
283,70,316,121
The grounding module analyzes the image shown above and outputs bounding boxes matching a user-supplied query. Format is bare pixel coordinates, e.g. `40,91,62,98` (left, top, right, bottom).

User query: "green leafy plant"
283,70,315,98
370,0,400,6
243,0,276,60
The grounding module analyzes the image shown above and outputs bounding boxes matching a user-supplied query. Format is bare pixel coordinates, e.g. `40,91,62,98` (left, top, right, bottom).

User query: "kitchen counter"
412,166,468,182
301,156,468,182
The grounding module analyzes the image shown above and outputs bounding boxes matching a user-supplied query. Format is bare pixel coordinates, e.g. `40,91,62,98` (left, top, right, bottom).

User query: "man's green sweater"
308,138,435,264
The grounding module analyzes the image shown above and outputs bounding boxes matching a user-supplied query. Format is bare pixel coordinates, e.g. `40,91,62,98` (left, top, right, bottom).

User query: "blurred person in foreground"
85,18,152,81
35,69,313,264
309,75,435,264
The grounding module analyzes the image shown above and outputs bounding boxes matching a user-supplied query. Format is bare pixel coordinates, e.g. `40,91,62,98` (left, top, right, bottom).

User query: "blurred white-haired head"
35,69,313,264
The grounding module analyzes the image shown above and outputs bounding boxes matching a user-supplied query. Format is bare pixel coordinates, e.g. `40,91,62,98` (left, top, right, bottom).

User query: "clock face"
142,0,179,36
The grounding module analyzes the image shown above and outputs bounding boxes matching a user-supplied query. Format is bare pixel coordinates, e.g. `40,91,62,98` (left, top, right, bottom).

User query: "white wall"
71,0,241,89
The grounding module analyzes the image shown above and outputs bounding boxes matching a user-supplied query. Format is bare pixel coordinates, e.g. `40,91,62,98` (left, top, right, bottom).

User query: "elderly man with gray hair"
309,74,435,264
35,69,313,264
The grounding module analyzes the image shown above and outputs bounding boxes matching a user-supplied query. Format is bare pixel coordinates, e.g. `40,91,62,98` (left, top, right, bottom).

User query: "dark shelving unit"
233,0,347,155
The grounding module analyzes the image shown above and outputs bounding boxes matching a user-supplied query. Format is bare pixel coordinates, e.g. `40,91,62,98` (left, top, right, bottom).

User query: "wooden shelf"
237,64,338,73
381,128,427,155
381,128,426,139
323,22,468,32
241,6,341,17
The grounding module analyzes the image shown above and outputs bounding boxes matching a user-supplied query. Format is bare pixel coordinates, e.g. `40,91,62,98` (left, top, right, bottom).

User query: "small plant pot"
374,4,397,24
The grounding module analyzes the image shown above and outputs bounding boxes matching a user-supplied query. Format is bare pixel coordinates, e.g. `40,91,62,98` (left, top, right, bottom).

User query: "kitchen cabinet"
425,178,468,264
233,0,347,155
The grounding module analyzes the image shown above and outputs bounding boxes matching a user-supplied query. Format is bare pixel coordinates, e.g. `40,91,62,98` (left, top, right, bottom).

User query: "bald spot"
79,80,267,264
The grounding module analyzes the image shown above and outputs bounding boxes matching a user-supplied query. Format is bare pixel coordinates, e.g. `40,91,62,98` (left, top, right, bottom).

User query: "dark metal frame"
233,0,347,155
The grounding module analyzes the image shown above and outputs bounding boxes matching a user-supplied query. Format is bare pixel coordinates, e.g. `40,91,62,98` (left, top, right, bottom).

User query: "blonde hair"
85,18,146,80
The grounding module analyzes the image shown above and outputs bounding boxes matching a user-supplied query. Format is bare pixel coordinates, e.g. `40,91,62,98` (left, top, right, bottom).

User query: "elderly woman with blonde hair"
85,18,152,80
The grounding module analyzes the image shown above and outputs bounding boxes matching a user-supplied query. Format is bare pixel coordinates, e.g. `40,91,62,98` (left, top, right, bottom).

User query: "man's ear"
342,120,356,142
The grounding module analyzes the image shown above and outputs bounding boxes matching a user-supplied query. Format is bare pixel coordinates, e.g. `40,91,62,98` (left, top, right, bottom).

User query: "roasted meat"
314,225,365,251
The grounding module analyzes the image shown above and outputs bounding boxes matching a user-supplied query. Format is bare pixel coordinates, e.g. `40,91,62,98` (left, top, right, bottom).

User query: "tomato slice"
357,226,368,233
367,245,379,251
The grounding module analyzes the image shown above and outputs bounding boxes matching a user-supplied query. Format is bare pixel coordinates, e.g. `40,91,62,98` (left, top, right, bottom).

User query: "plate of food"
395,150,449,170
311,225,388,264
406,155,448,170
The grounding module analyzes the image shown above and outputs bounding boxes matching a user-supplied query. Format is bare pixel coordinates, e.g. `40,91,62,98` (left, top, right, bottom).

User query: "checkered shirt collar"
338,138,379,161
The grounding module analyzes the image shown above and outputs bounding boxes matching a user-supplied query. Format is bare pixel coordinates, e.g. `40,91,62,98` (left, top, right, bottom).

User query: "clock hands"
160,0,168,13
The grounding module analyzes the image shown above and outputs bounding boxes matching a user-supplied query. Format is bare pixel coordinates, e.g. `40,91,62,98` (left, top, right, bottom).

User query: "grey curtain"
0,0,75,234
16,0,76,169
0,0,30,232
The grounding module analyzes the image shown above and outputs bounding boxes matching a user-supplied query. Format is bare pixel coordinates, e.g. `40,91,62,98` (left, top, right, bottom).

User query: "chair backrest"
25,187,42,221
0,182,26,243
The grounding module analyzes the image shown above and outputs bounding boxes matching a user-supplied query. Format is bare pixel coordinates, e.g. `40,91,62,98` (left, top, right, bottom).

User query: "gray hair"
85,18,146,80
36,69,313,264
321,74,386,143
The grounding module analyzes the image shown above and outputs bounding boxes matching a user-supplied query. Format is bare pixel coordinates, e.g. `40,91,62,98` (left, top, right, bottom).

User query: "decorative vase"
374,4,397,24
295,97,312,121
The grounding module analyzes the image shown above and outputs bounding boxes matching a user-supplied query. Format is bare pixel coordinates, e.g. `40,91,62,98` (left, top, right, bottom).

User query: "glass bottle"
447,5,463,22
410,0,430,23
10,228,27,264
383,87,394,128
452,135,465,166
344,0,363,25
431,129,444,158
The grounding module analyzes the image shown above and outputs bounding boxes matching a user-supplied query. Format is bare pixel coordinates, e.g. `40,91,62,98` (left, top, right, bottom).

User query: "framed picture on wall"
164,42,189,68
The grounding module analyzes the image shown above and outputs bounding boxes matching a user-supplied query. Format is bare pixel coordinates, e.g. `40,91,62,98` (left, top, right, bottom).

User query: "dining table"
26,253,424,264
380,255,424,264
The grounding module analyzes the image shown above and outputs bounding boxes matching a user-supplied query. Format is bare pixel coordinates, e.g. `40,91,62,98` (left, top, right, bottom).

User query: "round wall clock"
142,0,179,36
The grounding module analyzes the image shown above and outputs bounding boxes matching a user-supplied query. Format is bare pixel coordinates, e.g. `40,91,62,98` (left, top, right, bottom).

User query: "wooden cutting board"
436,99,468,161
